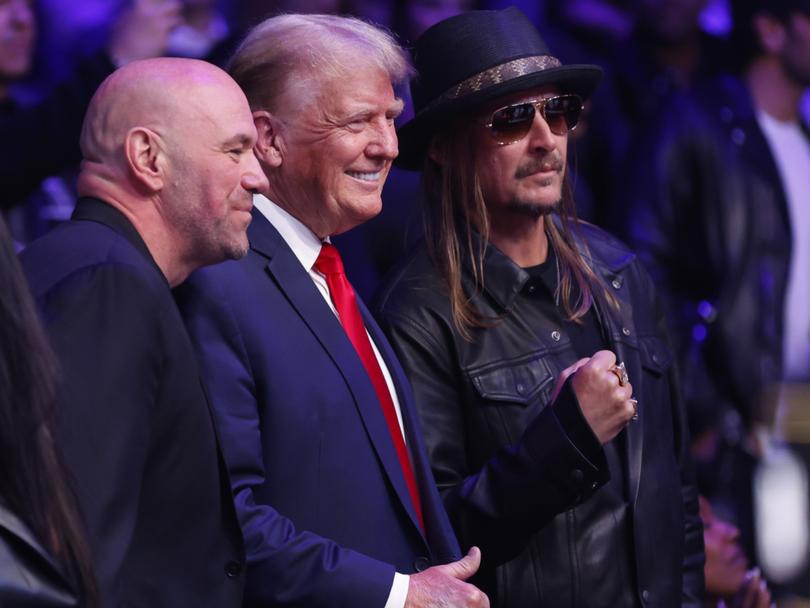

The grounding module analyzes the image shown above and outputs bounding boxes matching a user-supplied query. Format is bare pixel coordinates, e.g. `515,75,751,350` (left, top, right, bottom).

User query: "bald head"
76,56,267,286
80,58,238,167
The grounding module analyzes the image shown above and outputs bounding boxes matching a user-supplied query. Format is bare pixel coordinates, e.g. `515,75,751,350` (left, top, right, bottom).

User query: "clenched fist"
554,350,636,444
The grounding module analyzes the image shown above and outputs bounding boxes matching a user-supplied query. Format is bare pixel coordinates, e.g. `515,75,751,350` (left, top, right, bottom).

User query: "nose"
242,154,269,194
367,119,398,160
526,108,559,153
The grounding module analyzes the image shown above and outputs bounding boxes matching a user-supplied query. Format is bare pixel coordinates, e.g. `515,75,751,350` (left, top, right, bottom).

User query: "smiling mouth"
346,170,382,182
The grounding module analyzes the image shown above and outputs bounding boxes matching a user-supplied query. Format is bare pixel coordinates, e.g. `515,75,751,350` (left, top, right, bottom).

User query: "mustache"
514,153,564,179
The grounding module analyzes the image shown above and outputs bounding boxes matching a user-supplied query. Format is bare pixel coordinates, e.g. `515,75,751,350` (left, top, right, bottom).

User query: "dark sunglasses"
483,94,584,145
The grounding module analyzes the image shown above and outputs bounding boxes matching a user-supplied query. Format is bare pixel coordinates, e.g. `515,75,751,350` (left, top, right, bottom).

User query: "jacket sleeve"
176,269,397,608
377,307,609,568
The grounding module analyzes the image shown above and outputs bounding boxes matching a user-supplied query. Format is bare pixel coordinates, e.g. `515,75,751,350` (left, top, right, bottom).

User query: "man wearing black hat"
623,0,810,573
375,8,705,607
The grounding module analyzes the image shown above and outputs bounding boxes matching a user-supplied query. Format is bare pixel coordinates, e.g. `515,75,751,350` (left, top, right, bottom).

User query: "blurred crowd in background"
2,0,810,605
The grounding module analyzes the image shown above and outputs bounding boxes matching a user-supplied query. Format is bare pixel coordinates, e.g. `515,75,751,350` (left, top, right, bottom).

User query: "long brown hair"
0,217,97,605
422,121,618,340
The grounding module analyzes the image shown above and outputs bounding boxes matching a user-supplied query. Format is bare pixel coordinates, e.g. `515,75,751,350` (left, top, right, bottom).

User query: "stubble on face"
504,150,565,218
163,85,258,265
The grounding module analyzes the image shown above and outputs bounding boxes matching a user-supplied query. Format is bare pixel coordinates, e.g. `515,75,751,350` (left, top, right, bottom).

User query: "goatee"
505,197,560,219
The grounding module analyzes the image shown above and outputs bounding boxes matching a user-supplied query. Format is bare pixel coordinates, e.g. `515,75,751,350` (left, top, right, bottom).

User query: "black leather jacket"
625,75,797,437
0,500,78,607
375,224,704,607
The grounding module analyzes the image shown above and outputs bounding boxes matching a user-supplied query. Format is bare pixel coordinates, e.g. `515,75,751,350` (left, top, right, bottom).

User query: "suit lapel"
249,213,425,540
361,300,435,544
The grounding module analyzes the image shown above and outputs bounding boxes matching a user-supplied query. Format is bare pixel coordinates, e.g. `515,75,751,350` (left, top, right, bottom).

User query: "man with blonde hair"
178,13,488,608
20,57,266,606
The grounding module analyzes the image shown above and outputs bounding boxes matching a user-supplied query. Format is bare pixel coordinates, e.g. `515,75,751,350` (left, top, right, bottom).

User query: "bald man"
19,57,267,606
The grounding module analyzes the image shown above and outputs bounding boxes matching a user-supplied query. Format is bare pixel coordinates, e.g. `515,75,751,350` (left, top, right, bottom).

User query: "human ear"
125,127,165,191
428,135,447,166
253,110,284,168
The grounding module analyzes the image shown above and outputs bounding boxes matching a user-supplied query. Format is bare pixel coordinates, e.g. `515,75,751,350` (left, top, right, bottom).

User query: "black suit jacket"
19,198,245,607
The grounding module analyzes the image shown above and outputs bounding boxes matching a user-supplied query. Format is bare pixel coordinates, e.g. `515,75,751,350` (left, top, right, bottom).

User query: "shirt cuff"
384,572,410,608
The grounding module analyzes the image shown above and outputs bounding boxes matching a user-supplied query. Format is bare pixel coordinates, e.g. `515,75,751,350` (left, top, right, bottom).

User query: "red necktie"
315,243,424,532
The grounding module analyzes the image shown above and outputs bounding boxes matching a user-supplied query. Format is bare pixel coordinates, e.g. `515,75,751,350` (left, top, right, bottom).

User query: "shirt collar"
253,193,325,272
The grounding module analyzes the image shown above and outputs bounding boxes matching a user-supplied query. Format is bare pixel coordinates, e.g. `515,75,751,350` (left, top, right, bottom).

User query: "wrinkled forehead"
289,62,400,116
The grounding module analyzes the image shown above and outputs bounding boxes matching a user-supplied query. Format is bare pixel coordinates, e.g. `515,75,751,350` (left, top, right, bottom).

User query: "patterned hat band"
424,54,563,112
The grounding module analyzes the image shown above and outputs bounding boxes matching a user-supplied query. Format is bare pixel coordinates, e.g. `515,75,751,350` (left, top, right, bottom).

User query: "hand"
405,546,490,608
568,350,635,444
109,0,183,66
550,357,590,403
728,568,773,608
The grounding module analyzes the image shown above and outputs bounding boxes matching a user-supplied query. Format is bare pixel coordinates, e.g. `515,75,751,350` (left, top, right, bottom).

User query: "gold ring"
610,361,629,387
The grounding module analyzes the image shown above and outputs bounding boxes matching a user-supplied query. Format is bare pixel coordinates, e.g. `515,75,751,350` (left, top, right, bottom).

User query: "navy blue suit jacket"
176,209,461,607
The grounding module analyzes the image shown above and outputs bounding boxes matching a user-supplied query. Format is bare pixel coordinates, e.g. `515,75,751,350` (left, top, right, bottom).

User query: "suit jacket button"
225,560,242,578
414,556,431,572
570,468,584,483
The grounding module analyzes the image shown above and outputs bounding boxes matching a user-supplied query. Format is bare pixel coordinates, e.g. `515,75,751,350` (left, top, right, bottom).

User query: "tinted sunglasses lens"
543,96,582,135
490,103,535,144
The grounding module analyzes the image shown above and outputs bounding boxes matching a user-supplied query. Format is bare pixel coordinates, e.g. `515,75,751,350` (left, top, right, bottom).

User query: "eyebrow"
222,134,254,148
340,97,406,123
389,98,405,116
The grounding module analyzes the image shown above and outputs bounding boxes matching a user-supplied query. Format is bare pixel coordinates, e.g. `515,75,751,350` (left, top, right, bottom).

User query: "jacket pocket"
638,335,673,376
468,357,554,406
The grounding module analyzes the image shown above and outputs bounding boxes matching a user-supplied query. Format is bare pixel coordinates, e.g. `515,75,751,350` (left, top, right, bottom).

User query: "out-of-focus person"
566,0,735,233
0,214,97,607
625,0,810,563
701,497,773,608
19,57,266,606
0,0,180,216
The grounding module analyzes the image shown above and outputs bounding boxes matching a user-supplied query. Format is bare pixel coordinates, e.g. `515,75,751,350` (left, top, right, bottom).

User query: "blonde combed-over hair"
229,13,413,112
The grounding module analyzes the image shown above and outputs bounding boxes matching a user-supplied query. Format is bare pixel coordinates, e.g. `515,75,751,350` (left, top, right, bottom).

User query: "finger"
755,579,771,608
588,349,617,371
552,358,590,402
609,382,633,406
564,357,591,377
557,360,587,386
441,546,481,581
628,397,639,421
739,570,760,608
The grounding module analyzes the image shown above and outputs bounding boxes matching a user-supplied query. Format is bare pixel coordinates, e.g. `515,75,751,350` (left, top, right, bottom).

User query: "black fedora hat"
396,7,603,170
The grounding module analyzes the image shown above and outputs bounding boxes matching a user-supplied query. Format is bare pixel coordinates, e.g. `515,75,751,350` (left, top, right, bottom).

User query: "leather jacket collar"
469,217,637,314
